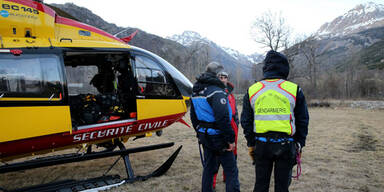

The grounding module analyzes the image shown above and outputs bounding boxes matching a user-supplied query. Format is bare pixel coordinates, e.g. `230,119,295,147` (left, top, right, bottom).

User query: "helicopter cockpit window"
135,55,176,97
0,54,64,100
136,68,151,82
152,70,167,83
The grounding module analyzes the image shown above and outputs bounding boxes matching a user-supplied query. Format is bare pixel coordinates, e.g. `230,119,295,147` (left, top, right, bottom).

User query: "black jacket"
240,71,309,148
190,72,235,144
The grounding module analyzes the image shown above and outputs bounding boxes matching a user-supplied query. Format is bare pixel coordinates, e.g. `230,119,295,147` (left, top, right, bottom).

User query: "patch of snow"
317,29,331,37
168,31,211,47
366,5,376,13
223,47,242,60
345,17,384,31
247,57,255,63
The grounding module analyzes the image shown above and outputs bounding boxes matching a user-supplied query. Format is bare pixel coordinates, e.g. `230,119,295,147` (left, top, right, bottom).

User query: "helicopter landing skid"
0,142,182,192
115,141,183,182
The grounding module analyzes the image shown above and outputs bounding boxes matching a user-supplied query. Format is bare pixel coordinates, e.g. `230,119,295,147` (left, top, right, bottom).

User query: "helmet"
205,61,224,75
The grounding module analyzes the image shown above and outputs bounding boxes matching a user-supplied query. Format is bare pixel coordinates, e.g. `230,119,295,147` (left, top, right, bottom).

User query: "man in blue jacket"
241,50,309,192
190,62,240,192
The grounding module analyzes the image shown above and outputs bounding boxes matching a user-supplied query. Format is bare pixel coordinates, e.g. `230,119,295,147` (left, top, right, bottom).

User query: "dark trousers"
253,141,296,192
202,145,240,192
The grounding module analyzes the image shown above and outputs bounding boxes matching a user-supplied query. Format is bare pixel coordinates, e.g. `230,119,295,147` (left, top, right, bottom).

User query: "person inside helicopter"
90,63,115,94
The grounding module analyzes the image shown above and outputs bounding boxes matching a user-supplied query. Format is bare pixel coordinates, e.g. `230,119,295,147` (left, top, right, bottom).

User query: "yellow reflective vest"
248,79,298,135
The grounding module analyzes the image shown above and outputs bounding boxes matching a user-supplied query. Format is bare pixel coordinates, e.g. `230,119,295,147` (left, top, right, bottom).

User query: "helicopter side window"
135,55,176,97
0,54,64,100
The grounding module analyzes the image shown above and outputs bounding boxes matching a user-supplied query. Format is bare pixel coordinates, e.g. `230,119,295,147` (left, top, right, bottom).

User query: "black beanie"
262,50,290,79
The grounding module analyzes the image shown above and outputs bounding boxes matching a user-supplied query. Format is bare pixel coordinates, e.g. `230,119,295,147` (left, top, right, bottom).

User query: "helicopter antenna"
113,28,132,37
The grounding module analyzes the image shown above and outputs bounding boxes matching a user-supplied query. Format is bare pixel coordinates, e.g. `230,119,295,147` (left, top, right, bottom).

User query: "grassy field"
1,107,384,192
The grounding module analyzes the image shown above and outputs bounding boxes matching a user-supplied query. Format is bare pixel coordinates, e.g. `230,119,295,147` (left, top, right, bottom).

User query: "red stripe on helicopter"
0,113,185,159
4,0,56,17
55,16,125,43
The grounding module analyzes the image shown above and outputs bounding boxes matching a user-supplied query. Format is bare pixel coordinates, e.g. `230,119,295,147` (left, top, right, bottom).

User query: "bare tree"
184,42,210,79
250,11,291,51
195,43,210,76
283,47,298,80
299,35,320,92
235,65,242,93
283,34,308,80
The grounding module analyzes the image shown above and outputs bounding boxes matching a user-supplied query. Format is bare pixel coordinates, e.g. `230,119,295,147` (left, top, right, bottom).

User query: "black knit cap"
262,50,290,79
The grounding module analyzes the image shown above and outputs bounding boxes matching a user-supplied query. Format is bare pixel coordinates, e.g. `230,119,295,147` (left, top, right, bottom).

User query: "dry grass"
1,107,384,192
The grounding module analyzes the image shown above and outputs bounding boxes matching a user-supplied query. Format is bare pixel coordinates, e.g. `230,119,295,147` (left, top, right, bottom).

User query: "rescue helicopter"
0,0,192,190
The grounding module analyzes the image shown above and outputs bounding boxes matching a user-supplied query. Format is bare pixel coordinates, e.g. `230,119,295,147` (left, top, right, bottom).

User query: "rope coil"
292,150,302,180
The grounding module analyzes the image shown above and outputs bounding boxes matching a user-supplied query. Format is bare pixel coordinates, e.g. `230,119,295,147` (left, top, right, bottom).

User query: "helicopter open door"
63,48,187,130
64,51,138,129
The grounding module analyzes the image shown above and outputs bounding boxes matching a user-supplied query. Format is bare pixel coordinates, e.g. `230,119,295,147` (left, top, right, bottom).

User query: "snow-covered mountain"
168,31,263,63
287,1,384,77
222,47,263,63
317,2,384,37
168,31,210,46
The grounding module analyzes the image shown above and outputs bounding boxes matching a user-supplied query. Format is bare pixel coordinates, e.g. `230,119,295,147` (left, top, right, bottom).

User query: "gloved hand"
248,146,255,163
226,142,236,151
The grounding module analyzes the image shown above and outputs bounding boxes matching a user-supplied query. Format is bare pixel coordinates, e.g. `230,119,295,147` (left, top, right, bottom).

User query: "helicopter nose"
179,79,193,97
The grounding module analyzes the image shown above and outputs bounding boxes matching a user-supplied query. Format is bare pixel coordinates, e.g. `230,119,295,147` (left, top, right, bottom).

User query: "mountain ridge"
168,31,263,64
317,2,384,37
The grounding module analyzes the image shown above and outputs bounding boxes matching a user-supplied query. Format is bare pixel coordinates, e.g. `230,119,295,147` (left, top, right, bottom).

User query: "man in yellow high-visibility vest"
241,50,309,192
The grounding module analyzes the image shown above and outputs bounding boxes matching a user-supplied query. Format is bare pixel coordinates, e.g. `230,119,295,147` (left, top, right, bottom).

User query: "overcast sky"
45,0,384,54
